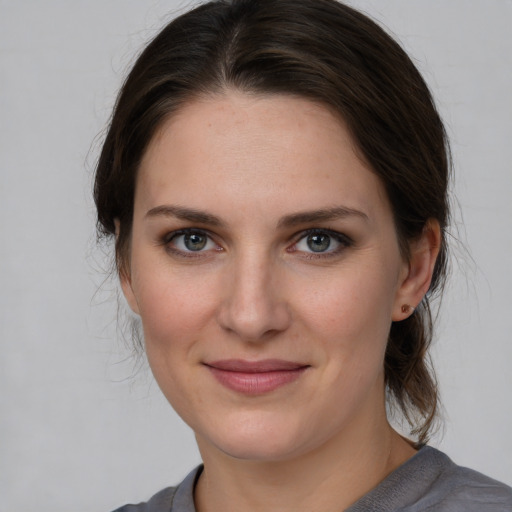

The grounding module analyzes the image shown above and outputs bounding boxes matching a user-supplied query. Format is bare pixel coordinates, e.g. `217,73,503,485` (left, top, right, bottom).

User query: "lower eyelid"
161,229,351,259
162,230,225,259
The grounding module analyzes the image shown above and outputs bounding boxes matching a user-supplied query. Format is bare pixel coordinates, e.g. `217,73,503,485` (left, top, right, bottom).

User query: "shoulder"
111,486,177,512
109,466,202,512
418,452,512,511
398,447,512,512
348,446,512,512
110,486,177,512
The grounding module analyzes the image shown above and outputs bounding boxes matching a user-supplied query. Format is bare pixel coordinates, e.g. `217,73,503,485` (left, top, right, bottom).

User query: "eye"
292,229,352,256
165,229,220,255
301,233,332,253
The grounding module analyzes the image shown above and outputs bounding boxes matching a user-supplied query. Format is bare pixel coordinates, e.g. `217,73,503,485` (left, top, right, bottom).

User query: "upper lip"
205,359,309,373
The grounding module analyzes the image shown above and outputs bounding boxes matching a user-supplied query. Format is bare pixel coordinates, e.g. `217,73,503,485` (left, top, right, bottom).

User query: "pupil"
185,233,207,251
307,233,330,252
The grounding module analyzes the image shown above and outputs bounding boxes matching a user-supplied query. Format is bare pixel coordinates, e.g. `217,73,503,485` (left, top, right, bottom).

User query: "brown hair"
94,0,450,443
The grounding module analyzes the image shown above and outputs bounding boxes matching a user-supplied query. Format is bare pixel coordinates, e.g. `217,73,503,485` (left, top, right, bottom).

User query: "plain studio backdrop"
1,1,511,510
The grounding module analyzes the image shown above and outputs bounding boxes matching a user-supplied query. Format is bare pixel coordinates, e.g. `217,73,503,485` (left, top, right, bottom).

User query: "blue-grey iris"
307,233,331,252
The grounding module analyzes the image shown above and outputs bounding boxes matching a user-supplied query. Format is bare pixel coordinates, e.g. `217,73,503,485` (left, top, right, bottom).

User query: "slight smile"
204,359,310,395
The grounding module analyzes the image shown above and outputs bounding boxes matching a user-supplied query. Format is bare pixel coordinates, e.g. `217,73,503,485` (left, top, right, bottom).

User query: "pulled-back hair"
94,0,451,443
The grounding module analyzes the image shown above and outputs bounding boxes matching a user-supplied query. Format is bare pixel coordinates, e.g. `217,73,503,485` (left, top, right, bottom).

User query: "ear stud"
401,304,415,314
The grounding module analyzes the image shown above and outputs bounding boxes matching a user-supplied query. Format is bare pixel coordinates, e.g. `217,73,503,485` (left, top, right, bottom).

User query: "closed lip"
204,359,310,394
204,359,309,372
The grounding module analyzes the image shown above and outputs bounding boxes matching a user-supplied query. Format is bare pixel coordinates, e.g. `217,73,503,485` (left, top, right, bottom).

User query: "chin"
212,436,304,463
195,411,319,463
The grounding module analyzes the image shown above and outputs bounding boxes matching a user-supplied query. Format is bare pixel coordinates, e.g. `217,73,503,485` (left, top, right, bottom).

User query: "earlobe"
114,219,140,315
392,219,441,321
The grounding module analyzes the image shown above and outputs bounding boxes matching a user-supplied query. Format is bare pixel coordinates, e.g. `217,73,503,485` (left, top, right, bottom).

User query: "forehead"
136,91,390,223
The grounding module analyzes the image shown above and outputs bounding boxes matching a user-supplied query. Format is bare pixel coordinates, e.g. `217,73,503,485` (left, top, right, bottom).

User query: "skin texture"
120,92,440,511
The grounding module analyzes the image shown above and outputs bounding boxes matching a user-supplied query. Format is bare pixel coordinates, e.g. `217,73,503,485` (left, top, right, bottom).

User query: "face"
122,92,413,462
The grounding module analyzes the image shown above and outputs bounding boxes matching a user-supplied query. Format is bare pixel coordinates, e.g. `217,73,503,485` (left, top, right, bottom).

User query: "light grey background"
1,1,511,510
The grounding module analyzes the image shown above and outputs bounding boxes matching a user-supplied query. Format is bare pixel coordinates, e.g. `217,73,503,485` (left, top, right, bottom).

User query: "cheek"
131,264,219,350
299,266,396,339
131,268,215,414
293,261,399,391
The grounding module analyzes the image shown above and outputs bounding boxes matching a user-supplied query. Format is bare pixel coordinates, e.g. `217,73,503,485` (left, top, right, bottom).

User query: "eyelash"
161,227,353,260
288,228,353,259
162,229,222,259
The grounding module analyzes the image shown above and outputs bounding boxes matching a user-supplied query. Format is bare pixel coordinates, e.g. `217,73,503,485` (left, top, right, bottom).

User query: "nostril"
217,298,291,342
216,259,291,341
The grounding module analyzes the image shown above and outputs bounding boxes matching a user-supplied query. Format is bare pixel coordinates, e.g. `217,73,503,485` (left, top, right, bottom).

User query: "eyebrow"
145,204,368,228
145,205,225,227
276,207,369,228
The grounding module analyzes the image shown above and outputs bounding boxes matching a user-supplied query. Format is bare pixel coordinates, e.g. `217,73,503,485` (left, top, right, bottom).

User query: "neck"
194,414,416,512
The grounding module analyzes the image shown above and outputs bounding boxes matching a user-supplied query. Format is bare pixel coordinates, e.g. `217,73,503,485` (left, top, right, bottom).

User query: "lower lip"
206,367,308,395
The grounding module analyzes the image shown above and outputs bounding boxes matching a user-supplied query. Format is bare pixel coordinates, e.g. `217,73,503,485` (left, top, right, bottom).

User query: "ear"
392,219,441,321
114,218,140,315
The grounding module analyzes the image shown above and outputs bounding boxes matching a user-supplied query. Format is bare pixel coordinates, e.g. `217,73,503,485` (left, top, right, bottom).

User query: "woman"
94,0,512,510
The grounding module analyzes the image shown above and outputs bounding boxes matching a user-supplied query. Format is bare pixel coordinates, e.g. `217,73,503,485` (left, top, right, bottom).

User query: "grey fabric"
111,468,199,512
111,447,512,511
345,447,512,511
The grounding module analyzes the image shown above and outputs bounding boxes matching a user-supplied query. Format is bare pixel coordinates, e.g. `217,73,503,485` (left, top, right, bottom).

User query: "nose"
217,251,291,342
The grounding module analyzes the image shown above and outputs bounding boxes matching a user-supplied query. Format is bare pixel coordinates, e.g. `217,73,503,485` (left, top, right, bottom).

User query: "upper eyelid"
287,228,353,257
162,229,221,258
293,227,353,243
160,227,352,250
163,227,215,242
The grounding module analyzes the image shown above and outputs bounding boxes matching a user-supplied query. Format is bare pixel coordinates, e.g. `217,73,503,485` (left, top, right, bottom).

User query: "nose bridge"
218,245,290,341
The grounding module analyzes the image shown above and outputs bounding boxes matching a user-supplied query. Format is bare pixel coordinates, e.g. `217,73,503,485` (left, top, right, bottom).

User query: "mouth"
204,359,310,395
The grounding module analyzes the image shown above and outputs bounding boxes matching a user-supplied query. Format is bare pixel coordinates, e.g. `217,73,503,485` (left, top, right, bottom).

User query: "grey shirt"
113,447,512,511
